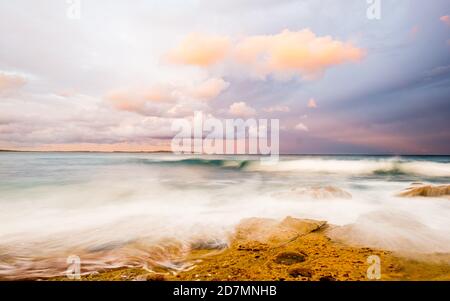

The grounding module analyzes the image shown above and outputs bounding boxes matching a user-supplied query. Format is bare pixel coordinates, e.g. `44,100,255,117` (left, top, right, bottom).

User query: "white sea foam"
244,158,450,177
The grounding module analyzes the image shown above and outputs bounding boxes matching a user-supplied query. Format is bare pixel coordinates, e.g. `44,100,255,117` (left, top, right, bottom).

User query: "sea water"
0,152,449,279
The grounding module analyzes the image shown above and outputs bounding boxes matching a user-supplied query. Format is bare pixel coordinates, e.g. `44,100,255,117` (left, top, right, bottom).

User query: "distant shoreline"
0,150,449,156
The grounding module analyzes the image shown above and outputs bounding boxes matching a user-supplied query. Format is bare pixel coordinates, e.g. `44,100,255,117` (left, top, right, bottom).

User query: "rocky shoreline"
44,184,450,281
53,215,450,281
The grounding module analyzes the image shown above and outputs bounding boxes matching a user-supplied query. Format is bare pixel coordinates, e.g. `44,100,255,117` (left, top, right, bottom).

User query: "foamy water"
0,153,449,279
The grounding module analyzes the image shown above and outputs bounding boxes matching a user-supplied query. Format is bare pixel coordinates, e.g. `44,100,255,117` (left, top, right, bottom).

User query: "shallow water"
0,152,449,279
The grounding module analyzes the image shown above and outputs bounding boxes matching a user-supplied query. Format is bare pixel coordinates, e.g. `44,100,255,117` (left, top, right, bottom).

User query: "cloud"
166,103,195,117
262,105,290,113
166,33,231,66
188,78,230,100
106,89,147,113
294,122,309,131
424,65,450,79
0,92,178,149
0,72,26,95
105,78,228,116
307,98,317,108
105,86,176,115
166,29,364,81
440,15,450,26
229,101,256,117
234,29,364,80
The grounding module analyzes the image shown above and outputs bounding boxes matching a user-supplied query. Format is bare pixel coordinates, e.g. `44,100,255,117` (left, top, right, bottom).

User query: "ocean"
0,152,449,279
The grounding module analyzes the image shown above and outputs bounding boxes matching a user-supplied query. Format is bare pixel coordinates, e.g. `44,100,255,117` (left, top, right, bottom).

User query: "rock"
190,239,228,250
319,276,336,281
235,217,326,246
133,275,147,281
147,274,166,281
280,216,327,235
274,252,306,265
47,215,450,281
397,184,450,198
133,273,165,281
289,267,313,278
237,242,268,251
278,186,352,200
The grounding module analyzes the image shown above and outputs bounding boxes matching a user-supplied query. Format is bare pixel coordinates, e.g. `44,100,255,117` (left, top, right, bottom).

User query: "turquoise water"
0,152,449,279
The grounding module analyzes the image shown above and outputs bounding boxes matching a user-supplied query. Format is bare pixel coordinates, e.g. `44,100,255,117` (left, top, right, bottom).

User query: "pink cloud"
9,142,171,153
0,72,26,94
234,29,365,80
229,102,256,117
166,29,364,81
105,86,175,115
188,78,229,101
308,98,318,108
166,33,231,66
105,77,228,116
440,15,450,26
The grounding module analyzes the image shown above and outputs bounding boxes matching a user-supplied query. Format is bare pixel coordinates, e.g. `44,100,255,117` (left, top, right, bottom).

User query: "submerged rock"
190,239,228,250
277,186,352,200
397,184,450,198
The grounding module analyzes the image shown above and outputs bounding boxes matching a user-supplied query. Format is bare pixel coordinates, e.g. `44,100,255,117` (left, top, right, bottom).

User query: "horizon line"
1,150,449,156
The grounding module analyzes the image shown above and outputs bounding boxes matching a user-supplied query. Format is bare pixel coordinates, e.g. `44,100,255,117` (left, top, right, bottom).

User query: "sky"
0,0,449,154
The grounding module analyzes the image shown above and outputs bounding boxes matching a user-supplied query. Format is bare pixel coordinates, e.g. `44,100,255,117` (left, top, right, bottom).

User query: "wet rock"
190,239,228,250
274,252,306,265
397,184,450,198
288,267,313,278
279,216,327,235
235,217,326,246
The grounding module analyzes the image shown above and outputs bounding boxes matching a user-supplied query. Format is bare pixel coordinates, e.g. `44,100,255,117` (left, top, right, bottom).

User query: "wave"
134,157,251,169
242,159,450,177
134,157,450,177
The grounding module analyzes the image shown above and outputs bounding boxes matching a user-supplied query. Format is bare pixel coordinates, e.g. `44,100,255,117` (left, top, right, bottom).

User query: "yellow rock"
398,184,450,197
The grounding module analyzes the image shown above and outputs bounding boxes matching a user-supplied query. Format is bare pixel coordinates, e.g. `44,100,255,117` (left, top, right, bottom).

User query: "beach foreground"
53,216,450,281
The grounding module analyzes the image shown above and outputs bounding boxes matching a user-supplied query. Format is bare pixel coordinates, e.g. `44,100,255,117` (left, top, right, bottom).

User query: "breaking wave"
243,158,450,177
135,156,450,177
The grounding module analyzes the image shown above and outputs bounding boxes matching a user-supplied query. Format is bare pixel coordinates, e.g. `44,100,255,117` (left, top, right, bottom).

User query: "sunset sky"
0,0,449,154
